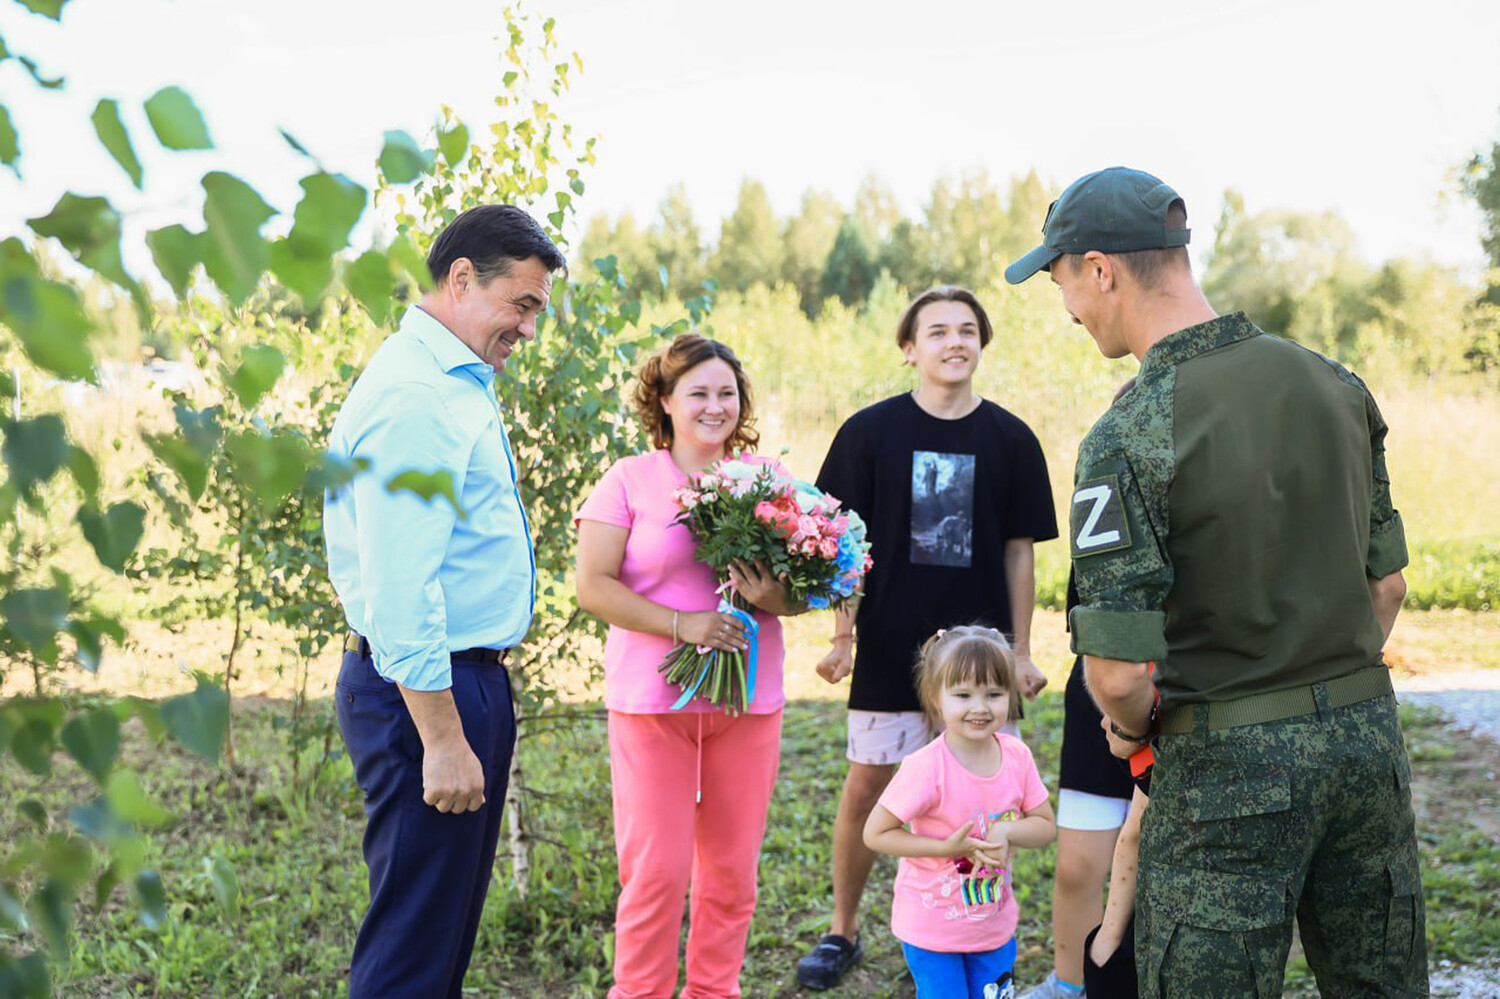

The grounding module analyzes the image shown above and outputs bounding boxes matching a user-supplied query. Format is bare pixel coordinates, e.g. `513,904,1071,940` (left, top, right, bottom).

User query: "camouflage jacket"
1068,312,1406,710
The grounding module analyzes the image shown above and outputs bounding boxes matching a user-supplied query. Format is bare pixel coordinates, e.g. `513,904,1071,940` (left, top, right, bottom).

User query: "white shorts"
1056,788,1131,831
846,710,1021,766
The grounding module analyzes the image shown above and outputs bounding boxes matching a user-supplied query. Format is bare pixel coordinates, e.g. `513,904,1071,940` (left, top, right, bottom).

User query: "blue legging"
902,937,1018,999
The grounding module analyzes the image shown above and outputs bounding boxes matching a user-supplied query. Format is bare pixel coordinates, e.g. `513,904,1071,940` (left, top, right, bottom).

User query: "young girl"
864,626,1057,999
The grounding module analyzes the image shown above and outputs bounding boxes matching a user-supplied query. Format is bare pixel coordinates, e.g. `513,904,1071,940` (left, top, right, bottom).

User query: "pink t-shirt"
878,732,1050,952
575,449,787,714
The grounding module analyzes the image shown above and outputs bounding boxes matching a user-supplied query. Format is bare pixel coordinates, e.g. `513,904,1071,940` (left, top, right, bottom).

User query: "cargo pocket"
1176,772,1293,862
1143,864,1288,999
1383,843,1422,981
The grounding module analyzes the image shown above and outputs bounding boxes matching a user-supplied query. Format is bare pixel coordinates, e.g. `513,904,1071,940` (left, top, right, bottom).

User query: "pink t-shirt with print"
878,732,1050,953
575,449,787,714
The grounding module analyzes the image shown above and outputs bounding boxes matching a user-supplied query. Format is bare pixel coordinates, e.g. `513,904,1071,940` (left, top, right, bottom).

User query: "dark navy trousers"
335,648,516,999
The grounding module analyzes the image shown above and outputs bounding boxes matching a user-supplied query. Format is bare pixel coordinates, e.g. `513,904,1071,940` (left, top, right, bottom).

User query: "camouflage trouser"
1136,692,1428,998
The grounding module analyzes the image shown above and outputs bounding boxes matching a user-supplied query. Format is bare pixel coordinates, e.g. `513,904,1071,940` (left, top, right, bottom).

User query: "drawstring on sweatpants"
695,713,704,804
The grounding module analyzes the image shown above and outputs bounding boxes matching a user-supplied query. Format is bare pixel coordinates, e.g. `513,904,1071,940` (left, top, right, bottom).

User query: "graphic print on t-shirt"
910,450,975,567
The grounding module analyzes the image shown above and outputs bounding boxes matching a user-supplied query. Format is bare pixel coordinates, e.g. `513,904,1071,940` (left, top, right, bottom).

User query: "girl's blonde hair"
914,625,1019,726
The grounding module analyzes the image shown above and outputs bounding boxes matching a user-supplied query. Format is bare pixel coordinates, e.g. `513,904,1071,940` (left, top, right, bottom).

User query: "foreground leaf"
16,0,70,19
106,771,172,827
346,249,393,324
225,344,285,409
144,85,212,150
144,433,209,502
385,469,466,519
2,414,68,491
0,951,49,999
200,172,275,304
1,586,68,653
60,707,120,781
145,223,202,298
31,878,72,960
160,680,229,763
378,130,433,183
77,500,145,573
133,871,168,930
0,103,18,173
206,855,240,911
91,98,143,188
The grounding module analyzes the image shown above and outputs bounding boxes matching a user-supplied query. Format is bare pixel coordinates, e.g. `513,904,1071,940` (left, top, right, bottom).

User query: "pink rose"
797,514,821,538
818,537,839,559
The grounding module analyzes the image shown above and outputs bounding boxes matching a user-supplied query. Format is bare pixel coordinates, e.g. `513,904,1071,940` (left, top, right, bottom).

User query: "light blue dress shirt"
324,305,535,691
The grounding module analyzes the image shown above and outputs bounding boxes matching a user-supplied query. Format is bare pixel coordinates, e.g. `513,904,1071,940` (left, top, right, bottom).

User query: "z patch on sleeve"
1071,474,1132,557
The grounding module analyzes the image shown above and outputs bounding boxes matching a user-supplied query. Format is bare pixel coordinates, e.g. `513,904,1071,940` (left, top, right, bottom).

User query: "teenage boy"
796,285,1059,990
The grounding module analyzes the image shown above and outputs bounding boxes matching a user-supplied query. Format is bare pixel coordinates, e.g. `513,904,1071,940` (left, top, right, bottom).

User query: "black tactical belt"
343,631,507,666
1158,665,1392,734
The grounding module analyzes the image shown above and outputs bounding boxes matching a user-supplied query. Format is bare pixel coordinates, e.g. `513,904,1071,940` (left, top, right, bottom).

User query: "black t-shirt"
815,393,1058,712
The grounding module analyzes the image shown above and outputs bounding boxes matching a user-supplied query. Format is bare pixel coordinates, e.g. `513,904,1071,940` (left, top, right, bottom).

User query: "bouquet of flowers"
660,457,872,713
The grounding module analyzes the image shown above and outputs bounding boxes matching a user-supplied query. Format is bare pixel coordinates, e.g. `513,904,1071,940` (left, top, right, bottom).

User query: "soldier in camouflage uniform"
1005,167,1427,998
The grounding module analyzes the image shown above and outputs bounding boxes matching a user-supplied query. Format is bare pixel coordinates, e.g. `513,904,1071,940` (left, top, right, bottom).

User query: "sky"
3,0,1499,278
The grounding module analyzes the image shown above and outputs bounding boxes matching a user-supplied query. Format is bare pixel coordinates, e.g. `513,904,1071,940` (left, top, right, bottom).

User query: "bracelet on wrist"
1109,719,1152,744
832,633,855,644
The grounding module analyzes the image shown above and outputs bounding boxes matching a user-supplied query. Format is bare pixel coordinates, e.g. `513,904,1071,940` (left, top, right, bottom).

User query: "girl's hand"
937,820,978,857
729,559,796,615
677,610,750,653
976,826,1012,870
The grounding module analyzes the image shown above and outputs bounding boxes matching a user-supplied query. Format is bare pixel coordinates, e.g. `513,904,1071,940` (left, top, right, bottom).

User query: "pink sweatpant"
607,709,783,999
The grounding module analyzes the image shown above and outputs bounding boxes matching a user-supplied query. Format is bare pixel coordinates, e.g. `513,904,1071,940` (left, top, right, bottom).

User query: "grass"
2,686,1496,997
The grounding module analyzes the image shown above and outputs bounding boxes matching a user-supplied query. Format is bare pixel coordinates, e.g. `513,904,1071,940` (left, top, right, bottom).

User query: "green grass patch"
1406,539,1500,611
0,693,1495,996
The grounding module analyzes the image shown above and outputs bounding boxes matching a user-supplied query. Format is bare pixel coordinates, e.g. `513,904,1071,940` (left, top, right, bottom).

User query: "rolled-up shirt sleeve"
1363,388,1407,579
349,382,471,690
1067,451,1173,664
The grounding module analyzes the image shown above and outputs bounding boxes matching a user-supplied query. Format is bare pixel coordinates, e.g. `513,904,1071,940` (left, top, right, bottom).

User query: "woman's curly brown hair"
632,333,760,453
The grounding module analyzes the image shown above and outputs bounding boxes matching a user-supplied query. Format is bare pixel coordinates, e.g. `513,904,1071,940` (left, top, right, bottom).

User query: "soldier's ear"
1085,251,1114,292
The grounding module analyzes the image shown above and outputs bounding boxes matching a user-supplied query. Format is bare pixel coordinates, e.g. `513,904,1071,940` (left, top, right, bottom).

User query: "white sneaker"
1018,972,1085,999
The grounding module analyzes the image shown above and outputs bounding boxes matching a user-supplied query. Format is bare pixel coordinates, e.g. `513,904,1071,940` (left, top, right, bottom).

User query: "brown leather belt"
1159,665,1392,734
343,631,507,666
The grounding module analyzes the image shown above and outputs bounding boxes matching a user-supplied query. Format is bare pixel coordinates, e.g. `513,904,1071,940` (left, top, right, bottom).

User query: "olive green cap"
1004,167,1190,284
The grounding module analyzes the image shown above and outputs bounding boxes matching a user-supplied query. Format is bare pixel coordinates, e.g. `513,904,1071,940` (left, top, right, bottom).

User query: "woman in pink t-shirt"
576,333,801,999
864,626,1057,999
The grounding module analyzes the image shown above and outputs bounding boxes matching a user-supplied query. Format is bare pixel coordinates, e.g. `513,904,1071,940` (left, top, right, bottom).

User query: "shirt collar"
401,305,495,383
1140,311,1261,376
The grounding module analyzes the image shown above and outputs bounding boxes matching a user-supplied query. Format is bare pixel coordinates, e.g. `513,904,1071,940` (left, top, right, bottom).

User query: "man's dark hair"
426,205,566,286
895,285,994,349
1063,199,1190,289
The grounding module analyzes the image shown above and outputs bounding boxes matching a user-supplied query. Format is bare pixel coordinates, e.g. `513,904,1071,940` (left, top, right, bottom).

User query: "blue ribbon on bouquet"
669,598,760,710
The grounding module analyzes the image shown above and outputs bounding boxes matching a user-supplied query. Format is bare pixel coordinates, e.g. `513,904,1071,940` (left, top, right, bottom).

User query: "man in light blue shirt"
325,204,564,999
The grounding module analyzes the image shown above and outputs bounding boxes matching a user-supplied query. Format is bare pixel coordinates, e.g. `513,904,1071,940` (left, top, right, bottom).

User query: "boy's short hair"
913,625,1019,728
895,286,994,350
